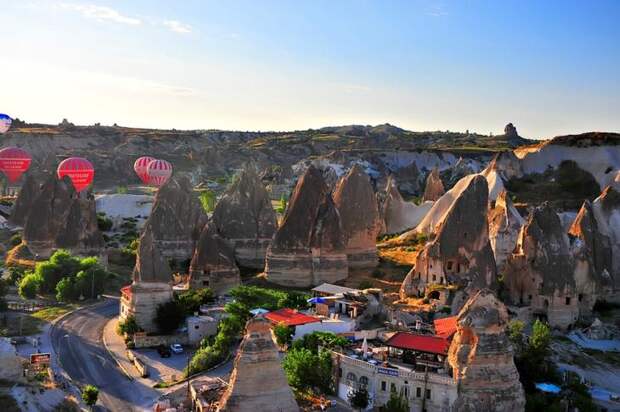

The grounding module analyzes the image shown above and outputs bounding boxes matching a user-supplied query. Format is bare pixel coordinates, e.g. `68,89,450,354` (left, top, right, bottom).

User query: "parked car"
157,345,171,358
170,343,183,354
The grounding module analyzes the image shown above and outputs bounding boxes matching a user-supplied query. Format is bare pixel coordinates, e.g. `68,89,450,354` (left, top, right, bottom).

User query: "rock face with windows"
266,165,348,287
120,228,173,333
448,289,525,412
503,203,586,329
22,174,104,258
218,317,299,412
333,164,383,269
422,167,445,202
212,165,277,269
142,176,207,261
189,222,240,295
400,175,497,310
488,190,524,271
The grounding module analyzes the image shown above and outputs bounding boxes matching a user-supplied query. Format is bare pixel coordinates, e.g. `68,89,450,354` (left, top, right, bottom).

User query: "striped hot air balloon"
57,157,94,193
146,159,172,187
0,114,12,134
134,156,156,184
0,147,31,183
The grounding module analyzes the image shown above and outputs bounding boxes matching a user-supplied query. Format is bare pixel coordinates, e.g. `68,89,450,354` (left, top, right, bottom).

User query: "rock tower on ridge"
212,166,277,269
333,164,383,269
189,222,241,295
422,167,445,202
265,165,348,287
448,289,525,412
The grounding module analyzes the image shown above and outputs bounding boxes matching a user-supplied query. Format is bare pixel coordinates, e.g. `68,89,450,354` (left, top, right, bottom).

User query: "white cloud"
60,3,142,25
163,20,192,34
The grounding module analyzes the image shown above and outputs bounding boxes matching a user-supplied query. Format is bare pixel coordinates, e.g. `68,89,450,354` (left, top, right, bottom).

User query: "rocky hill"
1,121,532,190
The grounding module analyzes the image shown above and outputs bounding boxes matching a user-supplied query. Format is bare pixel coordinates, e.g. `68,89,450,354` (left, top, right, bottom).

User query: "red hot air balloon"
134,156,156,184
57,157,94,193
0,147,31,183
146,159,172,187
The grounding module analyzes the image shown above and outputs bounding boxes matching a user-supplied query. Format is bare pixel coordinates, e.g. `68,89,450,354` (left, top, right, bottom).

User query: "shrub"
358,280,373,290
81,385,99,408
96,213,113,232
117,315,141,336
9,233,22,248
273,323,294,347
55,277,78,302
283,347,333,394
176,288,215,315
18,272,42,299
199,190,217,213
348,386,369,411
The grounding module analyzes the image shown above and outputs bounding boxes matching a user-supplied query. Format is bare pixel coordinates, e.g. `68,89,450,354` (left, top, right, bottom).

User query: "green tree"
276,194,287,214
292,331,349,353
7,266,26,286
117,315,141,336
154,301,186,334
273,323,294,347
348,386,369,411
55,277,78,302
18,272,42,299
508,319,526,354
199,190,217,213
282,347,333,394
81,385,99,409
382,390,408,412
176,288,215,315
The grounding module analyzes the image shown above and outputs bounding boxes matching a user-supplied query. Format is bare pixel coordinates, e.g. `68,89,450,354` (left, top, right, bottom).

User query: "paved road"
51,299,159,412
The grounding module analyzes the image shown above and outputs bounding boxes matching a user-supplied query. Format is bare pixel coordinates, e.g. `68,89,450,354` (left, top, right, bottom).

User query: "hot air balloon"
134,156,156,184
57,157,94,193
0,147,32,183
0,114,12,134
146,159,172,187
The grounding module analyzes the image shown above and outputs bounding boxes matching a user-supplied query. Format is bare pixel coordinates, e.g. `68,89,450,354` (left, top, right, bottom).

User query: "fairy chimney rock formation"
189,222,241,295
504,203,583,329
143,176,207,261
22,174,104,258
9,173,39,226
120,229,173,333
380,175,433,235
218,318,299,412
401,175,497,304
212,166,277,269
333,164,382,268
448,289,525,412
266,165,348,287
422,167,445,202
569,186,620,294
488,190,524,271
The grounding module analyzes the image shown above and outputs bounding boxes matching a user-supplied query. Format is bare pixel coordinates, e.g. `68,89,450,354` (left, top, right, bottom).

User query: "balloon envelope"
57,157,94,193
146,159,172,187
0,114,12,134
134,156,156,184
0,147,31,183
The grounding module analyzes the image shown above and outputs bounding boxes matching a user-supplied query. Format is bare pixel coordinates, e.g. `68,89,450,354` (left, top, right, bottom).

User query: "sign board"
30,353,51,365
377,367,399,377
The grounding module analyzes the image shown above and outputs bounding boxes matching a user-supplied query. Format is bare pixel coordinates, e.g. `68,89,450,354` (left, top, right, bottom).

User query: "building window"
403,386,409,398
528,294,532,301
381,381,387,391
359,376,369,388
390,383,396,393
338,368,342,377
446,261,453,271
202,280,209,286
416,387,421,398
346,372,357,383
565,297,571,305
426,389,431,400
432,274,436,282
194,325,199,330
578,294,583,302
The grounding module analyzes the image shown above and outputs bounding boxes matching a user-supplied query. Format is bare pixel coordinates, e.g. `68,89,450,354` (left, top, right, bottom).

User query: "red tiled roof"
265,308,320,327
385,332,450,355
434,316,458,339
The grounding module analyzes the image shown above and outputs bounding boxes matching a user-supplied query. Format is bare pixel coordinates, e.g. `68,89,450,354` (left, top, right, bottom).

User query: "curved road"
51,299,159,411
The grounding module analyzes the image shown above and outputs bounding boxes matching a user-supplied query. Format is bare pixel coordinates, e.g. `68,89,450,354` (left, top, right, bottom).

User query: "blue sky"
1,0,618,139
